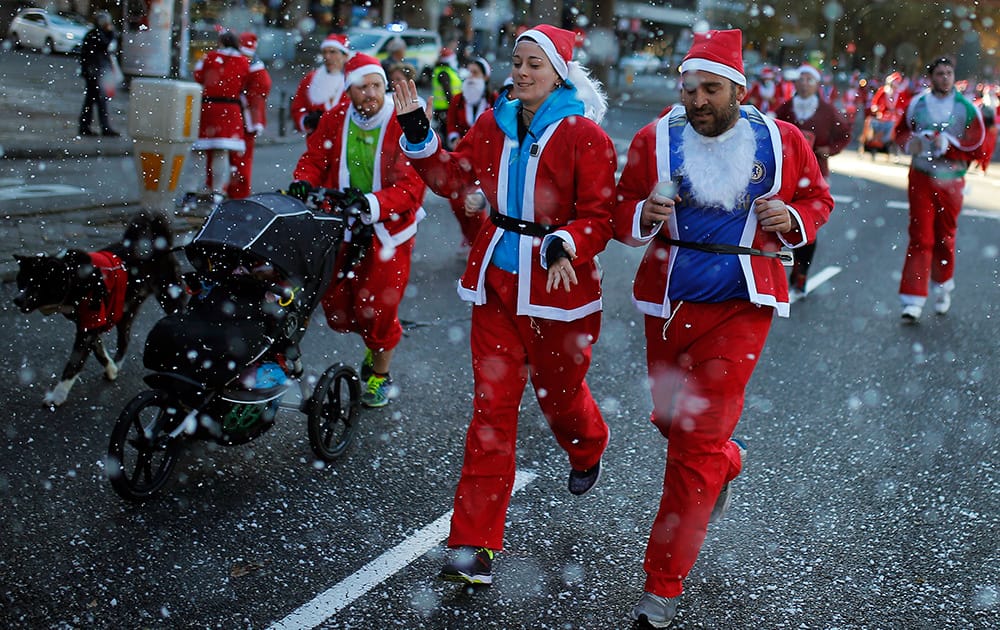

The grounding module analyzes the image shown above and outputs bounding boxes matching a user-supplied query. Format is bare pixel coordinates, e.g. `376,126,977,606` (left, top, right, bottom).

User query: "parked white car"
347,26,442,79
7,8,91,55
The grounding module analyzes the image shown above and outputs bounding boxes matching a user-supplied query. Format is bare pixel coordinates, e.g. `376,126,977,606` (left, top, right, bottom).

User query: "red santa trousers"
320,236,413,352
447,265,609,550
227,132,256,200
641,300,772,598
899,169,964,298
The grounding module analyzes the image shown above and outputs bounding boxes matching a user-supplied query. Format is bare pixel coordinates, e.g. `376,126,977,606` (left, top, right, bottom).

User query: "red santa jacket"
291,68,347,132
613,106,834,319
293,98,426,247
445,91,496,147
78,251,127,333
773,97,852,177
193,48,251,151
403,107,617,320
242,57,272,133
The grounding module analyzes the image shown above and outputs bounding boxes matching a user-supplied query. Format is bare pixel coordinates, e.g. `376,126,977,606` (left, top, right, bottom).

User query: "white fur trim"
567,61,607,124
399,130,440,159
517,29,569,79
681,58,746,86
346,64,386,87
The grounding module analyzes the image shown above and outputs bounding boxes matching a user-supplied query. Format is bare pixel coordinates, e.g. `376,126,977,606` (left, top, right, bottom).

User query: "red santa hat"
320,33,350,54
344,53,386,87
239,32,258,57
680,28,746,87
797,64,821,82
760,66,775,80
515,24,575,80
439,47,457,65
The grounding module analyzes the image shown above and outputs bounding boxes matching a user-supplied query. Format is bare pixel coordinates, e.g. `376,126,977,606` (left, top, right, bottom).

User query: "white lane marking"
887,200,909,210
963,208,1000,220
0,183,86,200
831,194,854,204
789,265,842,304
269,470,539,630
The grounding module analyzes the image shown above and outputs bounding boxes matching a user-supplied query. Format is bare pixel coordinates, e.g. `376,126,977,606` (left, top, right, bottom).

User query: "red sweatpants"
642,300,773,598
320,236,413,352
899,169,964,298
447,265,609,550
227,132,256,200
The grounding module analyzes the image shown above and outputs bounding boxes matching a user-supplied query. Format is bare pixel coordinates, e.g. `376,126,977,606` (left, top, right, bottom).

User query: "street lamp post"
823,1,844,66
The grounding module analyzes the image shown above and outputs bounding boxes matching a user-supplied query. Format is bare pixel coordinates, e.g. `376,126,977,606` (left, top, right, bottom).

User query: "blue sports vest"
667,111,778,303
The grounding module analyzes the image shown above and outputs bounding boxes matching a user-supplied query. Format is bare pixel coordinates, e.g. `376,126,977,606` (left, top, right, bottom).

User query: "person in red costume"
894,56,986,323
773,64,851,299
441,56,496,253
288,53,426,408
227,32,272,199
291,33,351,134
192,31,252,197
394,24,615,588
613,29,833,627
744,66,782,115
861,71,912,158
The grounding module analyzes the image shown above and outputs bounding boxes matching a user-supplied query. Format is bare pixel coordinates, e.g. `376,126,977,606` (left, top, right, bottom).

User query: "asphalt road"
0,64,998,628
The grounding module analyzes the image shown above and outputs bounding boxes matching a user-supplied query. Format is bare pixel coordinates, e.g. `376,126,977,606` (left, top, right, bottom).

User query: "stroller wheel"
107,389,184,502
307,364,361,462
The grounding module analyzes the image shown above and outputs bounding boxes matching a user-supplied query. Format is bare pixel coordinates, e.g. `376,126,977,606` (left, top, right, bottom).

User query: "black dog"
13,211,186,407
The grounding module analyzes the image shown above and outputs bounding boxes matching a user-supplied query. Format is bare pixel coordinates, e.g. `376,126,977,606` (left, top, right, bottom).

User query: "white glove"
464,191,487,216
933,133,950,157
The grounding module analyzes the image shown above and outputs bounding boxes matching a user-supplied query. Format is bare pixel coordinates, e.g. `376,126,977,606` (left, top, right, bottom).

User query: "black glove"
303,110,322,133
286,180,313,201
545,238,572,267
341,187,371,219
398,108,431,144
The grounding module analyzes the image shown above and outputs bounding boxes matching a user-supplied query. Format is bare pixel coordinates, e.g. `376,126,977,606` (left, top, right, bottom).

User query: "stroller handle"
292,187,365,220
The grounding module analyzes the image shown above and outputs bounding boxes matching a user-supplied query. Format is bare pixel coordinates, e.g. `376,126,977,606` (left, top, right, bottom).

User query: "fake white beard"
792,94,819,123
308,67,345,109
680,117,756,211
463,77,486,104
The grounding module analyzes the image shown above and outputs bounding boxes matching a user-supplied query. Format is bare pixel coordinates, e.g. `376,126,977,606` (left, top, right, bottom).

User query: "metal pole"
278,90,287,137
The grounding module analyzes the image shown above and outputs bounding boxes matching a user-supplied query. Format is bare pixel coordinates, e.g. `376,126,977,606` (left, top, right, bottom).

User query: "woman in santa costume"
289,53,426,408
192,31,252,197
441,56,496,252
291,33,351,134
773,64,851,298
393,24,615,586
227,32,272,199
613,29,833,627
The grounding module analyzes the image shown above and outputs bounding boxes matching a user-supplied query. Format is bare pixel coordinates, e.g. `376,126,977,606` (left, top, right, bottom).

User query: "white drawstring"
662,300,684,340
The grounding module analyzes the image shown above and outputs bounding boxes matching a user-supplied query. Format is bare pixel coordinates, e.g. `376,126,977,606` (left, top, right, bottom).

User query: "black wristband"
545,239,571,267
398,108,431,144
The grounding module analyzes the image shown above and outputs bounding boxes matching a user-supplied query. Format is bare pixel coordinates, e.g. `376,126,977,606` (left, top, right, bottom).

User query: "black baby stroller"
106,191,362,501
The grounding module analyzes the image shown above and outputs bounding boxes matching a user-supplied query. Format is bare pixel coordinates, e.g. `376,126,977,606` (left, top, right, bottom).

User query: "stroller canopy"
186,193,344,283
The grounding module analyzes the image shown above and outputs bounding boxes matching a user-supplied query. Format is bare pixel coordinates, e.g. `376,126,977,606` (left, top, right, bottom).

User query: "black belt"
489,211,558,238
203,97,241,104
664,238,793,264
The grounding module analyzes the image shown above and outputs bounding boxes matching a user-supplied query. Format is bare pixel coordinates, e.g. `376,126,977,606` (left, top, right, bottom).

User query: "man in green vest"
431,47,462,136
